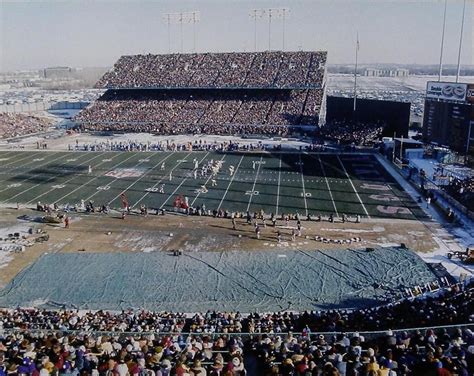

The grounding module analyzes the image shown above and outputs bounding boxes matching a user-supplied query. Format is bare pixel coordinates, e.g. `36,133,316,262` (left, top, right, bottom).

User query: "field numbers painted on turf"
300,192,312,197
361,183,390,191
139,159,150,162
67,159,77,162
102,159,112,162
7,183,22,188
177,159,188,163
376,205,411,215
97,185,111,191
33,158,44,161
245,190,259,196
0,158,9,161
145,187,159,193
254,161,265,165
369,194,399,202
51,185,65,189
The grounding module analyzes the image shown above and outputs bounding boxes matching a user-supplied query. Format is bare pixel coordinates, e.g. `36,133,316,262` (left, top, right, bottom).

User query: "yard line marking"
25,152,109,205
336,155,370,218
53,153,138,204
0,151,65,197
107,152,176,206
217,155,244,211
246,154,263,212
160,152,210,209
275,154,282,216
317,154,339,217
0,151,45,168
0,151,60,183
131,152,191,208
84,154,156,202
298,154,308,216
191,154,226,207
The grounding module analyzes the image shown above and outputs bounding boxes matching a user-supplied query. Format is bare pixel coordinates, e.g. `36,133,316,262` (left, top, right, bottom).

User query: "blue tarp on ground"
0,248,437,312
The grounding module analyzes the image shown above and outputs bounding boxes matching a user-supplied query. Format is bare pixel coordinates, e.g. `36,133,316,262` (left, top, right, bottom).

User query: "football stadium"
0,2,474,375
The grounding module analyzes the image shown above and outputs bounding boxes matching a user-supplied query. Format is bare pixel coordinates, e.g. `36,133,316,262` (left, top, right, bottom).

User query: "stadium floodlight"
162,11,201,53
251,7,290,51
249,9,266,51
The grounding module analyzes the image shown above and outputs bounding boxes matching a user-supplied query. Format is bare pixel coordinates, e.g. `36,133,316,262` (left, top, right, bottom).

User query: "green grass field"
0,150,425,219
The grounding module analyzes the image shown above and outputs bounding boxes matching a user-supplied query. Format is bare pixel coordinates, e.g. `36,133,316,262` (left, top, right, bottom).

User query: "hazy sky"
0,0,472,71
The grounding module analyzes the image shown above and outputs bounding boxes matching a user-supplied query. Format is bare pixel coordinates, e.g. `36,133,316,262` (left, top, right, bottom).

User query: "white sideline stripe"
0,152,63,194
53,153,136,203
275,155,282,216
25,152,108,205
191,154,226,207
317,154,339,217
160,152,210,209
217,155,244,211
337,155,370,218
299,153,308,216
246,154,264,212
85,154,155,202
131,152,189,208
107,152,175,206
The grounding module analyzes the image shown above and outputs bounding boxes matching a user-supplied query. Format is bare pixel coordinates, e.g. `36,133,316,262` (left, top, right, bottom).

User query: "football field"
0,150,425,219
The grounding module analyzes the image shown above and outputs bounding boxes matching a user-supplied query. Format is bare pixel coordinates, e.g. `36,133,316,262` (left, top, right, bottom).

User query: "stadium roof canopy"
95,51,327,90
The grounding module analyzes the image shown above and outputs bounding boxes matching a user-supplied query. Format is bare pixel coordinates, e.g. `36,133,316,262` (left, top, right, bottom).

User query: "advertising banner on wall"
426,81,468,102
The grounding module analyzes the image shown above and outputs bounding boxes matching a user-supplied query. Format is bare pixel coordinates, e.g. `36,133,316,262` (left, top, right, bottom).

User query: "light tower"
162,11,201,53
250,7,290,51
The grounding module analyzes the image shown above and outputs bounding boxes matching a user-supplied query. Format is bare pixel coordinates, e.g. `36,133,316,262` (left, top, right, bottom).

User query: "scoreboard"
423,82,474,154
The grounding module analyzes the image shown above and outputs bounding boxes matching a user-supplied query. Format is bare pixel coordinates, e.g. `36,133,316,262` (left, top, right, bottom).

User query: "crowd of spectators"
95,52,327,90
318,121,385,146
75,89,323,136
0,282,472,375
443,176,474,211
70,139,268,153
0,113,53,139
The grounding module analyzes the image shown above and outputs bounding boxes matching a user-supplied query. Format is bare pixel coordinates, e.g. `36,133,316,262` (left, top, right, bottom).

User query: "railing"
2,323,474,340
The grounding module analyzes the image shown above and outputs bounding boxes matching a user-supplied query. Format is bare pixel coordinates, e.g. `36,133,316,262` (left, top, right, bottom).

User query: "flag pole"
456,0,467,83
353,32,359,114
438,0,447,82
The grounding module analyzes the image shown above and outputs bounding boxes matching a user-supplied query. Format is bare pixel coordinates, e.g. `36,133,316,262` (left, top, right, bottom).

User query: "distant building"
42,67,74,79
363,68,409,77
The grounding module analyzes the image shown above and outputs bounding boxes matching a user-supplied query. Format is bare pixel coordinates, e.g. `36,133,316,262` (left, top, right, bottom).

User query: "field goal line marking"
191,154,226,207
107,152,177,206
299,154,308,216
336,155,370,218
131,152,190,209
317,154,339,217
246,154,264,212
217,155,244,211
160,152,210,209
275,155,282,217
25,152,109,205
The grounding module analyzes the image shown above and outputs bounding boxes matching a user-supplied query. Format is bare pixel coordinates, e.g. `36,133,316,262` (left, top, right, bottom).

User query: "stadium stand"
0,113,53,139
444,177,474,212
75,51,327,135
0,282,472,375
